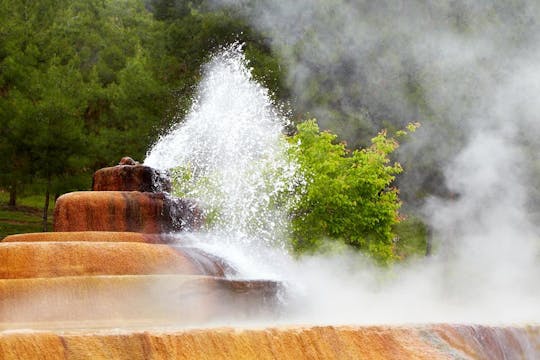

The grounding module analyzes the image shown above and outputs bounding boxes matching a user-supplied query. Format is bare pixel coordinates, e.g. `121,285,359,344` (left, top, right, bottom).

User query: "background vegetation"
289,120,415,264
0,0,284,228
0,0,427,261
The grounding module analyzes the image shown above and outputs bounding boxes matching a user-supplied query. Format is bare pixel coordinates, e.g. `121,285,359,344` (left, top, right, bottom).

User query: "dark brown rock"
92,157,170,192
92,164,171,193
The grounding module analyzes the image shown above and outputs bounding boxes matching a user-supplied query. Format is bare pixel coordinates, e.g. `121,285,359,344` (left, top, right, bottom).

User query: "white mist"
146,45,540,326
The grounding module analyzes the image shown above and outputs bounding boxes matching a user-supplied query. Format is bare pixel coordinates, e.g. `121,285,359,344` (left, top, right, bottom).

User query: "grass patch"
0,191,52,208
0,191,54,240
0,209,44,223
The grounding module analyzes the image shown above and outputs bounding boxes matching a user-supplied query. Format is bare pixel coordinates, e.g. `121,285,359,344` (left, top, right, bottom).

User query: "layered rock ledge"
0,242,227,278
54,192,203,233
2,231,175,244
0,325,538,359
0,275,280,327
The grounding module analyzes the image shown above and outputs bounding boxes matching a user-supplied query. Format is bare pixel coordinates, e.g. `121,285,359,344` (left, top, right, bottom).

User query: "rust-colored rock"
0,242,228,278
0,275,280,327
53,192,203,233
92,164,171,193
2,231,176,244
119,157,138,166
0,325,538,359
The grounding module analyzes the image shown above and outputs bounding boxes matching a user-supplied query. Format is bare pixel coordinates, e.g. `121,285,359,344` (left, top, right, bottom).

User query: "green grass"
0,192,50,208
0,191,54,240
393,216,429,261
0,208,45,222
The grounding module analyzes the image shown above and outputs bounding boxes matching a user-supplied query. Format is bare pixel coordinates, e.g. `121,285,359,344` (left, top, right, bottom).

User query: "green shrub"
288,120,416,264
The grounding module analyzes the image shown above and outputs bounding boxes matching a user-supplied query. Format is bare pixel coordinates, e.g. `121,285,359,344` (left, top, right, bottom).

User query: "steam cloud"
149,0,540,324
148,0,540,324
211,0,540,206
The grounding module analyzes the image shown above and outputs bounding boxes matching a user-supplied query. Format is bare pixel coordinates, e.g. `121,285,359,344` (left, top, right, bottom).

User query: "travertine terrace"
0,158,538,359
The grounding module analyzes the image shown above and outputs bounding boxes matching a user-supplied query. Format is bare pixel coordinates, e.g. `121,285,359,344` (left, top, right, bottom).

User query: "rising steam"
210,0,540,207
146,35,540,325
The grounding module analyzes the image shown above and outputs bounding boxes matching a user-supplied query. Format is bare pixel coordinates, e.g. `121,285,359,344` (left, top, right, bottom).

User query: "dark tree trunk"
8,182,16,207
42,176,51,232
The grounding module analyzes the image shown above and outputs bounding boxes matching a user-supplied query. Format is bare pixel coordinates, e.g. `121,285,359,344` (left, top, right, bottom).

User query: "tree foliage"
0,0,286,210
288,120,417,263
0,0,162,179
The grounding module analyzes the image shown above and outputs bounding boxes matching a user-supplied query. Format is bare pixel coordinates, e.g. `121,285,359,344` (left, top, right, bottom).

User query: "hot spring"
145,44,540,327
1,44,539,360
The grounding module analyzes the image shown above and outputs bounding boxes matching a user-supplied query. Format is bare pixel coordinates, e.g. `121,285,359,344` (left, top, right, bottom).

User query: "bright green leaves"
288,119,415,264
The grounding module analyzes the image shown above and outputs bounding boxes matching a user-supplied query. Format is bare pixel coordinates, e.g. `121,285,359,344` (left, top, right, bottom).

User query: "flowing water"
145,44,540,326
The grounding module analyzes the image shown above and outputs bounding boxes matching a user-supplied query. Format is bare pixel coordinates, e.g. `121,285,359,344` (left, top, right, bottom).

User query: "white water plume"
145,44,302,262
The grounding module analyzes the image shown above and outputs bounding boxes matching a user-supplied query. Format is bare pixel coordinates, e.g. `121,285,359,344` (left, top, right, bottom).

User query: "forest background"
1,0,478,261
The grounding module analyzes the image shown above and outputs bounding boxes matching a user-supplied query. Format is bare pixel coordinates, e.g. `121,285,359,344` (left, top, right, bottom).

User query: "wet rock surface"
0,275,281,326
0,242,227,278
0,325,538,359
55,158,204,232
92,163,171,193
53,191,203,233
1,231,177,244
11,158,539,359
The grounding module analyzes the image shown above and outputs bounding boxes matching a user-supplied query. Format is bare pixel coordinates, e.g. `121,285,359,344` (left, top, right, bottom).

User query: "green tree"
0,96,32,206
17,64,87,230
0,0,288,211
146,0,288,117
0,0,168,209
288,120,415,264
105,49,171,160
0,0,61,206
